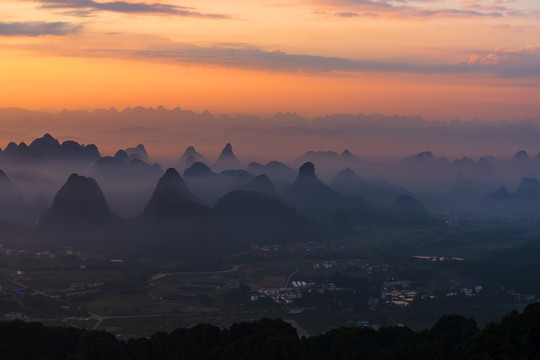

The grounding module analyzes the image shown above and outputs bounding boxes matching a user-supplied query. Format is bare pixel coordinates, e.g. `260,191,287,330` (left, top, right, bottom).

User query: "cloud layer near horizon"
19,38,539,78
306,0,523,19
0,21,82,36
30,0,228,18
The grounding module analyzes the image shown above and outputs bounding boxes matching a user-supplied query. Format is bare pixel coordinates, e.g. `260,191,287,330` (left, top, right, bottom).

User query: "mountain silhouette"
59,141,100,162
341,149,357,159
1,141,40,162
114,149,129,162
184,162,215,178
185,155,197,168
516,177,540,200
0,169,29,223
452,157,475,167
331,168,409,208
246,161,296,194
178,146,208,170
340,194,386,225
484,178,540,217
40,174,115,224
125,144,148,162
93,156,162,180
285,162,342,220
183,162,219,205
142,168,207,217
384,195,435,226
219,169,254,190
31,134,100,162
215,190,295,217
322,210,359,238
1,134,100,163
131,169,214,260
265,161,296,179
410,151,435,162
488,186,511,201
294,150,362,178
213,143,242,172
29,133,60,158
512,150,530,161
241,174,280,198
37,173,120,248
246,162,265,173
214,190,318,245
183,163,254,205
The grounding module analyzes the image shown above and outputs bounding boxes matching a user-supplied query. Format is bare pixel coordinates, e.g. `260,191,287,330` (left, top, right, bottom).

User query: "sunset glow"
1,0,539,120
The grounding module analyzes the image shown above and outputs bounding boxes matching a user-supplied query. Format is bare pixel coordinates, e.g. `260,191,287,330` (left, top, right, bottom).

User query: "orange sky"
1,0,539,120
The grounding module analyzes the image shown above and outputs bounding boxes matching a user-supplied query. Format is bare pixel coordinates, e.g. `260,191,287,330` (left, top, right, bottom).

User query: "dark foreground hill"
0,304,538,359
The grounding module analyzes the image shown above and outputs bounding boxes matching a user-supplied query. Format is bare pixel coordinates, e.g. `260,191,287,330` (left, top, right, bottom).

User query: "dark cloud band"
32,0,228,18
95,43,539,78
0,21,81,36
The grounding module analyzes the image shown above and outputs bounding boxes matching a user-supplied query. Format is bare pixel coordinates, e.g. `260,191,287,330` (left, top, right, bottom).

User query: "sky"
1,0,539,121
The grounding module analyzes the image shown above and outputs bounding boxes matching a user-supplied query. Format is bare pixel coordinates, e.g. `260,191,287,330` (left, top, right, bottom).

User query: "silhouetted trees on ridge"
0,304,538,359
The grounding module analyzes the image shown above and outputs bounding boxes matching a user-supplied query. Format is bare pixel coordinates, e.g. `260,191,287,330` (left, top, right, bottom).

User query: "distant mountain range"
3,133,540,258
0,133,99,163
30,154,436,258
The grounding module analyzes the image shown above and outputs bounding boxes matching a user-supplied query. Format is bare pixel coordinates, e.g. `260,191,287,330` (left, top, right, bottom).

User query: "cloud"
467,46,540,78
31,0,228,18
0,21,82,36
84,42,540,78
312,10,366,17
335,12,360,17
306,0,520,18
6,32,539,78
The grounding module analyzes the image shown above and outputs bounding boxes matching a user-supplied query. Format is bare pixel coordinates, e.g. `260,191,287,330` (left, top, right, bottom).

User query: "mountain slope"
213,143,242,172
384,195,435,226
37,173,121,248
142,168,207,217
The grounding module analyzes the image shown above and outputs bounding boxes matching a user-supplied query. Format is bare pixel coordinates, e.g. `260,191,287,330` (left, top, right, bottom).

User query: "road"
63,311,212,330
0,273,57,299
285,268,300,288
284,319,310,338
150,264,243,281
208,271,254,296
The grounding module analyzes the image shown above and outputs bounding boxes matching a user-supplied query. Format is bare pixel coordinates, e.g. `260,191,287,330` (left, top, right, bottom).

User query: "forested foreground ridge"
1,304,539,360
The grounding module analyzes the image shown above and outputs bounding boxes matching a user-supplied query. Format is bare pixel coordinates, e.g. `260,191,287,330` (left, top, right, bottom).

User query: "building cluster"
505,289,537,303
380,281,417,306
252,279,347,308
0,244,56,259
381,277,486,305
413,255,464,262
3,312,24,321
463,287,479,297
313,260,393,277
63,282,103,295
244,242,355,258
313,261,336,270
